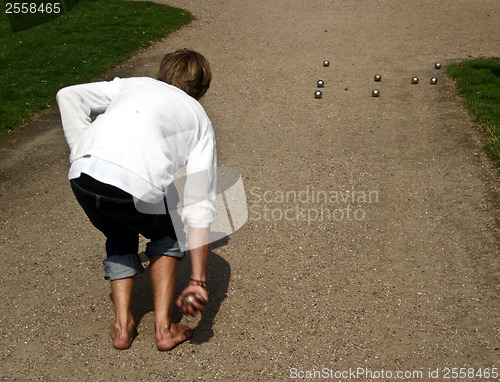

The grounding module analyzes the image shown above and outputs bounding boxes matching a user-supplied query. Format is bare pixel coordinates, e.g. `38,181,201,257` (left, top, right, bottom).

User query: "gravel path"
1,0,499,380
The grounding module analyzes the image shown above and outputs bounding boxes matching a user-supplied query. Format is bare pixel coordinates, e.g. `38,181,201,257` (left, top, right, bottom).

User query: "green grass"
447,58,500,167
0,0,193,133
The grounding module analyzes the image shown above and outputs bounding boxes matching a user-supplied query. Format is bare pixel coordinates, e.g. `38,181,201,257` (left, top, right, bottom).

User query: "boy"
56,49,217,350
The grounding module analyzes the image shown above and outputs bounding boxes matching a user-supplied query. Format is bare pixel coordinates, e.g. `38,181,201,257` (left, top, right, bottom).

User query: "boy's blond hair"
158,49,211,100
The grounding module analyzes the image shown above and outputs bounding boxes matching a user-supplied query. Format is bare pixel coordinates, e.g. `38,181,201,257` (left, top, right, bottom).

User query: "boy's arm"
175,227,210,317
176,119,217,316
188,227,210,282
56,79,119,150
180,119,217,229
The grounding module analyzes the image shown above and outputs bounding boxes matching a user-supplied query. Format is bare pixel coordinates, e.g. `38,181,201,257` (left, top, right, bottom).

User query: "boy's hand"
176,284,208,317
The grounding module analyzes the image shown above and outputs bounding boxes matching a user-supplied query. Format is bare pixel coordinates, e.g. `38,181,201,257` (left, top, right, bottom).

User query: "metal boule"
182,293,199,307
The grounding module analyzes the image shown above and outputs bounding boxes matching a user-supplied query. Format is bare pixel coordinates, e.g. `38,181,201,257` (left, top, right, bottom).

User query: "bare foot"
155,323,193,351
110,317,136,350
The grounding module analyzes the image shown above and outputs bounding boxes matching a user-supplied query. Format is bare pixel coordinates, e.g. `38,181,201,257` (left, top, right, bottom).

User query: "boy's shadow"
118,236,231,344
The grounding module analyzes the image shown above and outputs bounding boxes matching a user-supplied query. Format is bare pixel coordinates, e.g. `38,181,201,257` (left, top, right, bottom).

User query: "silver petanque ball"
372,89,380,97
323,60,330,67
435,62,442,69
412,77,419,84
374,74,382,82
430,77,438,85
317,80,325,88
182,292,199,307
314,90,323,99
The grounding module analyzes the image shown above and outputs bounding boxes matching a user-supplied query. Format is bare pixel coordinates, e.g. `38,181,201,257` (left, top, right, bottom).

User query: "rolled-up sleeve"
181,120,217,228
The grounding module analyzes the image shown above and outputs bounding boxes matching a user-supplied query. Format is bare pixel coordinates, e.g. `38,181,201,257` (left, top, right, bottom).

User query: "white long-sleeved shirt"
56,77,217,228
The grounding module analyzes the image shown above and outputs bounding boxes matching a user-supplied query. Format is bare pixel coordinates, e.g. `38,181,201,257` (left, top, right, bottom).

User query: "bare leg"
109,276,136,350
149,255,193,351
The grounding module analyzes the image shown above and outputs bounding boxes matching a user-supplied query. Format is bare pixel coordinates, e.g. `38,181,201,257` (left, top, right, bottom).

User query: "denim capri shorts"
70,176,185,281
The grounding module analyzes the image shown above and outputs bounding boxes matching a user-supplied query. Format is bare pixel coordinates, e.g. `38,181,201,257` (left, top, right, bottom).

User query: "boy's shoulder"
126,77,209,114
115,76,171,90
118,77,197,100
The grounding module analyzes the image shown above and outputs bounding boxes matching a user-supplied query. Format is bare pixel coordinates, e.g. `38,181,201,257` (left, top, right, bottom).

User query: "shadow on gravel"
123,237,231,345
